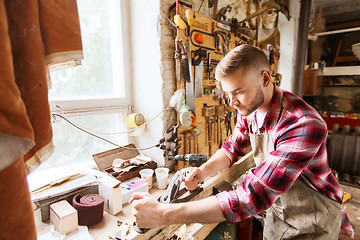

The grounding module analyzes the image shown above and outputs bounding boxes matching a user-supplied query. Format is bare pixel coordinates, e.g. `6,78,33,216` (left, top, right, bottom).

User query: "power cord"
51,107,173,151
52,106,170,135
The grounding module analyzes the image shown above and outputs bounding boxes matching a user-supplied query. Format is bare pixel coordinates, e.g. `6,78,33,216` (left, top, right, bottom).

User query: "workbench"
33,180,221,240
34,153,358,240
35,152,255,240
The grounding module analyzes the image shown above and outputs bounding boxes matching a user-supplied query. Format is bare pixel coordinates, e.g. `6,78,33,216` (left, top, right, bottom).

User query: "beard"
236,87,265,116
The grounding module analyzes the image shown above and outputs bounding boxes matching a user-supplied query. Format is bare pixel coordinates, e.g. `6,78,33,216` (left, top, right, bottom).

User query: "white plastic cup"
155,168,169,189
139,169,154,188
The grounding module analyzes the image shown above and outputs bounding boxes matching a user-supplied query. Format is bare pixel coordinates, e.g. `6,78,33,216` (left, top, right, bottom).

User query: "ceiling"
311,0,360,25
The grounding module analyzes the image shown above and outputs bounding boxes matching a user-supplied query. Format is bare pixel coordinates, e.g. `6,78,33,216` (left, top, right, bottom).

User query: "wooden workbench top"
339,184,360,240
88,186,166,240
35,152,255,239
34,181,167,239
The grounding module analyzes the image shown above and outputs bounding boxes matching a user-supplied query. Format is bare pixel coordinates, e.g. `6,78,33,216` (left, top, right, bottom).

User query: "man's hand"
130,191,226,228
183,167,204,191
183,151,231,191
130,192,166,228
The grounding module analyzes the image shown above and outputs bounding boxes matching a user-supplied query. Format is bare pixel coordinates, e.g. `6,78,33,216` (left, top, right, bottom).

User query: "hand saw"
185,40,196,116
192,48,206,98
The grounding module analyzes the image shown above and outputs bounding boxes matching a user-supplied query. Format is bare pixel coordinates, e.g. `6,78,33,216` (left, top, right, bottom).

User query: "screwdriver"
174,0,187,29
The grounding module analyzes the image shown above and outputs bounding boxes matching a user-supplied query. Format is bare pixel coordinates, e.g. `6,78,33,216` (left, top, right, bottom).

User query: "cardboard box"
37,185,98,222
120,177,148,204
50,200,78,234
98,174,122,215
92,144,157,182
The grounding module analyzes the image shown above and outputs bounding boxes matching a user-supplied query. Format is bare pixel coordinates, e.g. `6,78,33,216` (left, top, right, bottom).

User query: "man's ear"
262,70,272,86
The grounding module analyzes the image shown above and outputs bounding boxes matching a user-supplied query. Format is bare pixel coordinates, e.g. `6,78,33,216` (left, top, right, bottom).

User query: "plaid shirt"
216,85,354,237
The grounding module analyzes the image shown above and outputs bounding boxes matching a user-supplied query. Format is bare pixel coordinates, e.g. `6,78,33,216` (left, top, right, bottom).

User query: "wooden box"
50,200,78,234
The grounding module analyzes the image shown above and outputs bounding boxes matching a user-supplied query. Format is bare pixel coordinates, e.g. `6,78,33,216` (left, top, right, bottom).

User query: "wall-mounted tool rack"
170,4,257,170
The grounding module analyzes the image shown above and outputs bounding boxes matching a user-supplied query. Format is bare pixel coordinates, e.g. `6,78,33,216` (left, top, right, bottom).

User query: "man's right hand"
183,151,231,191
183,167,204,191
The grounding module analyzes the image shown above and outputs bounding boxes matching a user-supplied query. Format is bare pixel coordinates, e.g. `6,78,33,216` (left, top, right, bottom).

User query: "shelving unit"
302,67,360,129
304,14,360,129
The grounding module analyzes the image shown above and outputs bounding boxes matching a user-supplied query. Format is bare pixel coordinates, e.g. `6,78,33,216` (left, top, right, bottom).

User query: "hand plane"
133,170,203,234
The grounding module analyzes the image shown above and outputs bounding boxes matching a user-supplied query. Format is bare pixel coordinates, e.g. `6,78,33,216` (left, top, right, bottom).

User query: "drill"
174,154,207,167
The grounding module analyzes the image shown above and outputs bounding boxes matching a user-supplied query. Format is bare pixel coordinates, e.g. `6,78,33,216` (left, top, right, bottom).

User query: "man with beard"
130,44,353,239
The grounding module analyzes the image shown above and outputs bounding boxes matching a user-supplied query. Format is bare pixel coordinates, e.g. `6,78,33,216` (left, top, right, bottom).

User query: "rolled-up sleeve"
220,117,251,165
216,116,328,222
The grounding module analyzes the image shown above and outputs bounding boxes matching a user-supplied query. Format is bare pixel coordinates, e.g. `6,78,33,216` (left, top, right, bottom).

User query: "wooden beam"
321,2,360,17
333,40,342,66
335,55,359,63
326,20,360,31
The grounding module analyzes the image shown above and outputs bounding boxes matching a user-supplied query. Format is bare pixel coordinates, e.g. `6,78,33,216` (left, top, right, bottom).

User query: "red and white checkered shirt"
216,85,354,237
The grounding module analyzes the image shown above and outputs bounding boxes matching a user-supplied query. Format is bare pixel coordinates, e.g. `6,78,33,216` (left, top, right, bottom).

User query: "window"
39,111,128,170
35,0,130,172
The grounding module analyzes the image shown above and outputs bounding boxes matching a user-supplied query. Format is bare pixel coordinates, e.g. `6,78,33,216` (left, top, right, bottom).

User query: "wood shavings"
119,222,131,238
115,222,137,240
173,225,195,240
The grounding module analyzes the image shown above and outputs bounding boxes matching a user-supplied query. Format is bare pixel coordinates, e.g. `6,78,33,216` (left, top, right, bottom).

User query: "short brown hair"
215,44,270,81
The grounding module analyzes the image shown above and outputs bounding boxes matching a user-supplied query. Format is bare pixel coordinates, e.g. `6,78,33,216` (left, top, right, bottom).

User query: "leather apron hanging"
249,130,342,239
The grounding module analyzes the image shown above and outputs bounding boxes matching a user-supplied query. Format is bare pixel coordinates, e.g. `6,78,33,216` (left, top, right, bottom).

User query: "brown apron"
249,131,342,240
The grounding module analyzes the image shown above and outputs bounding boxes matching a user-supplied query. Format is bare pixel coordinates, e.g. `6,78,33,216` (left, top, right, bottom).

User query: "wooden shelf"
322,84,360,87
321,66,360,76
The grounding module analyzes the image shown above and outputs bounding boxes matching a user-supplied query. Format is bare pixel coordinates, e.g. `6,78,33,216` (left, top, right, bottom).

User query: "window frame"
49,0,132,114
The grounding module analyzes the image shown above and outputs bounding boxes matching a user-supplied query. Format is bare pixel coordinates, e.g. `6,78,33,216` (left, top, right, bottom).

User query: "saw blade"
185,40,196,115
175,58,181,83
181,57,190,82
194,61,203,98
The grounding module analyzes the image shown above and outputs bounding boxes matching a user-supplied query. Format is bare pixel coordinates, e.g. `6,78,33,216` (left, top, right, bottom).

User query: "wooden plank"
322,66,360,76
129,152,255,240
333,40,342,66
327,20,360,31
173,223,218,240
335,56,359,63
